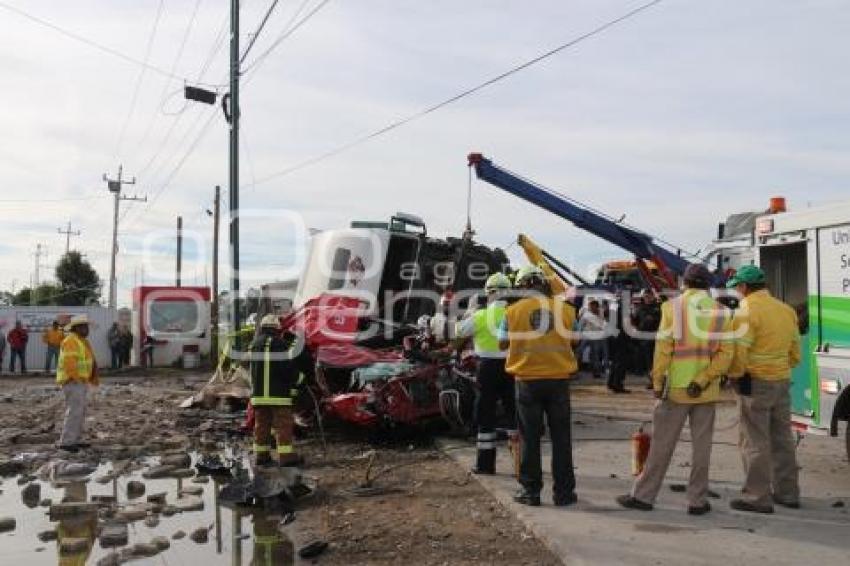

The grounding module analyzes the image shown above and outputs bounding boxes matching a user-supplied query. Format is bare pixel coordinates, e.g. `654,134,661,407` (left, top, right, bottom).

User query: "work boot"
513,489,541,507
472,450,496,475
553,492,578,507
616,494,653,511
278,454,303,468
730,499,774,514
687,502,711,515
255,453,273,467
772,495,800,509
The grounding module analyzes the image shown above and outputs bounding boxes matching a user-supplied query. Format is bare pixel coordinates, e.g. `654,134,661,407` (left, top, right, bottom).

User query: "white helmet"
416,314,432,330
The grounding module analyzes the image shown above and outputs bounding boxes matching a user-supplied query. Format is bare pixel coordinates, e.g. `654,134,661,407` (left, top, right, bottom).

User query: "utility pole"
104,165,146,309
211,185,221,359
176,216,183,287
31,243,48,305
57,220,81,254
229,0,242,351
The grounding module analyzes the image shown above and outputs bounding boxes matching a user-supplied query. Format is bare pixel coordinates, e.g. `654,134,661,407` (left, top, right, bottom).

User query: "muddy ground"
0,372,559,565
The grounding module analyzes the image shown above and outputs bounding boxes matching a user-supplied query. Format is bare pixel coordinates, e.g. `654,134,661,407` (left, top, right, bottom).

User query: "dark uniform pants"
254,405,294,462
474,357,515,471
516,379,575,497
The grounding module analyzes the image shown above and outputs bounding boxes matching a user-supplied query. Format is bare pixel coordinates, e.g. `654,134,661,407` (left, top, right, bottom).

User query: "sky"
1,0,848,307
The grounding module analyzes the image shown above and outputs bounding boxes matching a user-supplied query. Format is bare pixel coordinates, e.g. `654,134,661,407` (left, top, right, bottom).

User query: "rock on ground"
189,527,209,544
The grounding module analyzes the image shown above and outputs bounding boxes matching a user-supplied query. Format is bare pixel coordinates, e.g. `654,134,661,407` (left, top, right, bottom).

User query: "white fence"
0,307,117,374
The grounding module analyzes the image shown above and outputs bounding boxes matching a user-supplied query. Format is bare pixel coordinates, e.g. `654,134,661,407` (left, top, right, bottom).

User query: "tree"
55,251,101,306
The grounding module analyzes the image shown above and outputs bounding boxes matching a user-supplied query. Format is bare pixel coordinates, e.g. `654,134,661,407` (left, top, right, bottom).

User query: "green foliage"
55,251,101,306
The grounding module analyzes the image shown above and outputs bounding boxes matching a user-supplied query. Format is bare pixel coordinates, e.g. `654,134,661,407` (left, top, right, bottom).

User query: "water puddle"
0,451,305,565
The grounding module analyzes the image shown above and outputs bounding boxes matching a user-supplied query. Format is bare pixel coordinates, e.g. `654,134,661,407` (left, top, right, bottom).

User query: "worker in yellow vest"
42,320,64,373
726,265,802,514
498,265,579,507
56,315,98,452
456,272,515,474
617,264,733,515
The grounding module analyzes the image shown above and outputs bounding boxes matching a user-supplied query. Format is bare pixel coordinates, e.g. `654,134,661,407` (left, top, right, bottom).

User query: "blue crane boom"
468,153,707,286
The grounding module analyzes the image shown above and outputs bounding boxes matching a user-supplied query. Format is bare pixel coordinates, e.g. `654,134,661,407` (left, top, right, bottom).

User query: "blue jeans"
111,348,122,370
45,346,59,372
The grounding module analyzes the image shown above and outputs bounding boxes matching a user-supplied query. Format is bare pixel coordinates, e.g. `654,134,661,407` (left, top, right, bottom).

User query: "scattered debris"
833,500,845,508
151,536,171,551
175,496,204,513
37,529,58,542
172,530,186,540
189,527,209,544
146,492,167,505
179,485,204,497
298,540,329,559
99,522,129,548
144,515,160,528
59,537,90,555
21,481,41,507
96,552,121,566
126,480,146,498
49,502,99,520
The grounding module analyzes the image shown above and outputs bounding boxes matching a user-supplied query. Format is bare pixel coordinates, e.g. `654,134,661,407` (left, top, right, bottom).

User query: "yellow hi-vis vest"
666,290,729,389
56,334,94,385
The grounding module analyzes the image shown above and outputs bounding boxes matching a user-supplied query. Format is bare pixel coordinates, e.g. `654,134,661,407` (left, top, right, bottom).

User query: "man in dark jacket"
8,321,28,374
249,314,304,467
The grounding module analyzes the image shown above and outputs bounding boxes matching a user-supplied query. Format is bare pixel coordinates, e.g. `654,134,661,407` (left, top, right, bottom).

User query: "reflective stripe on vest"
56,334,93,384
668,293,726,389
472,303,506,354
252,338,299,406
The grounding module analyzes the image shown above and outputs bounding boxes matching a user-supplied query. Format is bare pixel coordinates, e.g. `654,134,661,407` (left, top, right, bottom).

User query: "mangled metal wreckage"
195,213,509,430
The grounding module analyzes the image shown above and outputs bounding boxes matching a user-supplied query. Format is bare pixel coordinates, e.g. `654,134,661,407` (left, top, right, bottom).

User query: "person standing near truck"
249,315,303,467
617,264,733,514
726,265,802,513
456,272,515,475
499,265,579,507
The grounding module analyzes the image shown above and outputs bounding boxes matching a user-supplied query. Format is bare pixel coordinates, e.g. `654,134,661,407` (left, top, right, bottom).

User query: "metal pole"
230,0,241,351
108,165,122,310
176,216,183,287
212,186,220,360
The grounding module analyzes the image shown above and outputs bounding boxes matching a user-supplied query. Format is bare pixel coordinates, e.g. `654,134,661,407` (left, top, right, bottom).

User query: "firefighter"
726,265,802,513
617,264,733,514
456,272,515,474
249,315,303,467
498,265,579,507
57,315,98,452
251,513,295,565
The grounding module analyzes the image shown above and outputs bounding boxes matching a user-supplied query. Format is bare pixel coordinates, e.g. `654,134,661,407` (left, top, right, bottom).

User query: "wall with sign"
0,307,117,374
819,224,850,297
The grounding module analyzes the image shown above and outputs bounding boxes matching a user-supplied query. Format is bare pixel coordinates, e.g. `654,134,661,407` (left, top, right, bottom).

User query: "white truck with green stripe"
750,201,850,459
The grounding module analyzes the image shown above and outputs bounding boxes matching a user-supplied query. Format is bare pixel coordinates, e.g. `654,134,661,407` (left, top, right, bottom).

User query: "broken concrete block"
96,552,121,566
170,468,195,479
179,485,204,497
161,504,178,517
175,496,204,513
144,515,160,528
189,527,209,544
115,504,152,523
146,492,167,505
191,475,210,484
99,523,129,548
0,517,17,533
21,482,41,507
59,537,90,555
160,453,191,468
91,495,116,506
37,529,58,542
129,542,160,557
142,465,177,479
151,536,170,551
0,459,25,477
172,530,186,540
49,502,100,520
126,480,146,498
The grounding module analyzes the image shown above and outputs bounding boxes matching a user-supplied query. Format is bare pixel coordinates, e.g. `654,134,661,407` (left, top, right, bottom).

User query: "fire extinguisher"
631,426,651,476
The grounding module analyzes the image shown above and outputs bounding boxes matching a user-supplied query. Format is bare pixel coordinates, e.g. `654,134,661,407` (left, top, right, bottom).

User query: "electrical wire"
240,0,282,65
0,196,101,203
241,0,330,75
129,0,204,166
0,1,225,88
249,0,665,187
112,0,166,165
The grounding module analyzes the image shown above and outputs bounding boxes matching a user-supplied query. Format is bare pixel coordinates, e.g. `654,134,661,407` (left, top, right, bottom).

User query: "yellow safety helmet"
484,273,512,292
514,265,546,286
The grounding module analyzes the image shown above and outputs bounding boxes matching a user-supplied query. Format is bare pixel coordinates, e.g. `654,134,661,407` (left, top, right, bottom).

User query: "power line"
113,0,166,163
129,0,204,167
241,0,330,74
250,0,665,187
0,196,100,203
0,1,225,88
240,0,282,65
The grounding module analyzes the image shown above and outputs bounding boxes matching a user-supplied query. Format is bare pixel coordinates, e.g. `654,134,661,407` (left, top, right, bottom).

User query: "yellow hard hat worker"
484,273,512,292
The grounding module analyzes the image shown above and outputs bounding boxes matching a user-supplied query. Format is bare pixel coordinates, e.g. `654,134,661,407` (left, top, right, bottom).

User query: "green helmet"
514,265,546,287
484,273,512,292
726,264,766,288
